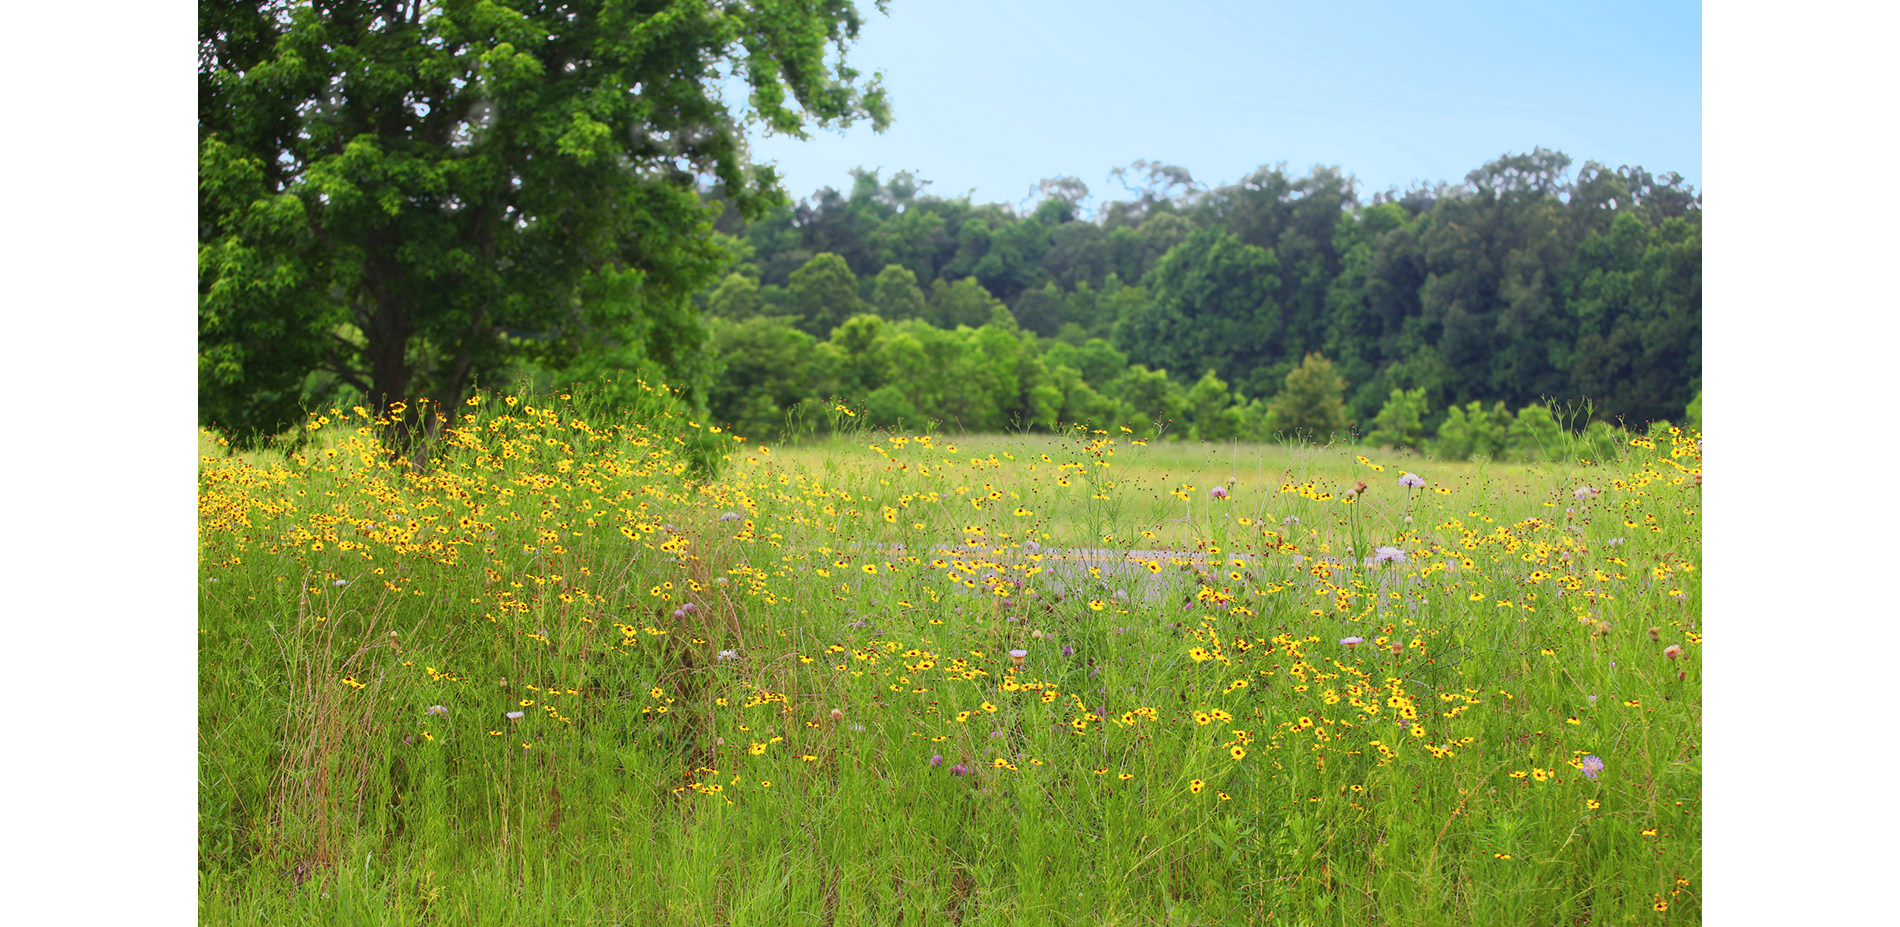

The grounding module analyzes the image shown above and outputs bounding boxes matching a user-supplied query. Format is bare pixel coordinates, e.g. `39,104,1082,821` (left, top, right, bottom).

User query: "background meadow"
198,386,1701,925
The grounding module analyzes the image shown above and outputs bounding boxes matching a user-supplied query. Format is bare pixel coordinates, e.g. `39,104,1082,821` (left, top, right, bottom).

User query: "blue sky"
744,0,1702,209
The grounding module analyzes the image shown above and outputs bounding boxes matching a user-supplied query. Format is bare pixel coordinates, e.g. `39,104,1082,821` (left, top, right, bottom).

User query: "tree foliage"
1365,387,1428,450
1269,353,1351,441
703,146,1697,441
200,0,891,445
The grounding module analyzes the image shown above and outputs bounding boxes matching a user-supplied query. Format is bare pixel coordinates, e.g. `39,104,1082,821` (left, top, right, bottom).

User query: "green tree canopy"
706,271,762,320
1269,352,1351,441
1365,387,1428,450
199,0,890,445
927,276,1006,329
788,252,867,337
869,263,927,321
1113,225,1281,391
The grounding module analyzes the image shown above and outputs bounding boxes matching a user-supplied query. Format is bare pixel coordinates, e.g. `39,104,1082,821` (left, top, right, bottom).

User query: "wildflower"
1580,755,1605,780
1009,649,1028,667
425,705,449,717
929,754,944,767
950,763,970,777
717,649,738,662
1209,486,1229,500
1189,779,1205,794
1061,645,1075,657
830,708,844,722
718,511,742,522
1283,515,1300,526
1340,636,1365,649
1371,546,1405,565
1398,473,1425,489
1664,645,1684,660
1648,626,1661,642
505,711,524,721
1573,486,1600,501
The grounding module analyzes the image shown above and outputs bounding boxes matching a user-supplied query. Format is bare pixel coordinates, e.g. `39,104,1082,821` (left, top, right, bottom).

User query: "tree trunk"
364,237,416,450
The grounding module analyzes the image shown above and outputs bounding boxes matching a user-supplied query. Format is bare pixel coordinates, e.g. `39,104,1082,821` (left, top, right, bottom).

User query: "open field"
198,391,1702,925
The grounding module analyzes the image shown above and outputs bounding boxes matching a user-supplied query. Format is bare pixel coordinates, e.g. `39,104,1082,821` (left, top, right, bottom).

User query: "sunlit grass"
199,386,1702,925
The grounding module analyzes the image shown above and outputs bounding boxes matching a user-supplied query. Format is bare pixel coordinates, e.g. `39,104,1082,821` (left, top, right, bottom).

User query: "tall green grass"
199,387,1702,925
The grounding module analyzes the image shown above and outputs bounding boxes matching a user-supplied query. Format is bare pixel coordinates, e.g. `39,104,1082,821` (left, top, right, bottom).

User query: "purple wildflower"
950,763,970,777
1372,545,1406,565
929,754,944,767
425,705,450,717
1340,636,1365,648
1209,485,1229,499
1573,486,1600,501
505,711,525,721
1061,645,1075,657
1009,649,1028,667
1580,755,1605,780
1398,472,1425,489
718,511,742,522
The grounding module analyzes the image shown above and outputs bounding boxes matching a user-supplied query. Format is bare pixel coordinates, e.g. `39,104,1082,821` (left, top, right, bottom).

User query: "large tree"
200,0,890,445
1112,225,1281,394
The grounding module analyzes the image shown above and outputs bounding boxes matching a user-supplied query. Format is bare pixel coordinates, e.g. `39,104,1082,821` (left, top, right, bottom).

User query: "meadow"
197,385,1702,926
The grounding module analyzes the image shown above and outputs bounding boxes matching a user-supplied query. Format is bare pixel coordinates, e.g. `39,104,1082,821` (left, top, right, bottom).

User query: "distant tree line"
696,148,1700,444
